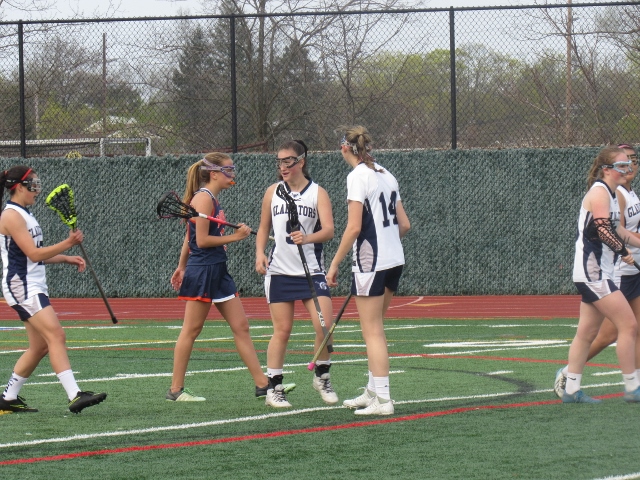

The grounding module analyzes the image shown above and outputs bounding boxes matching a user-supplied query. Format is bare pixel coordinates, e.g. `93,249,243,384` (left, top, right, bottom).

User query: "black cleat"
68,391,107,413
0,395,38,412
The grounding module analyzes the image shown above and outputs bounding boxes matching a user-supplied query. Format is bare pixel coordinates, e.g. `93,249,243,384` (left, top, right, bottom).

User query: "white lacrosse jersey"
0,202,47,306
573,180,621,283
266,180,325,277
616,185,640,277
347,162,405,272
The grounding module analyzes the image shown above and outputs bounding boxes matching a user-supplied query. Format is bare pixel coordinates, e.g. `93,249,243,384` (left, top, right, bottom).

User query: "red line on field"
0,398,577,466
0,295,581,321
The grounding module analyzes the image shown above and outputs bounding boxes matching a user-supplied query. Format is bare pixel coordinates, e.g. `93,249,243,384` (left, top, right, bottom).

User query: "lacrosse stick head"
275,183,300,231
157,191,197,220
45,184,78,230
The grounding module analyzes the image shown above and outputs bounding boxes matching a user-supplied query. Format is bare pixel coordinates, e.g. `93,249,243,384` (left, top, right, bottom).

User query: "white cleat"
554,367,567,399
313,373,339,405
265,384,292,408
343,388,375,409
354,396,394,416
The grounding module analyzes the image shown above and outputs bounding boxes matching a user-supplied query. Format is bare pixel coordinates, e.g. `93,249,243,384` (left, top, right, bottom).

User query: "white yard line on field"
592,473,640,480
0,381,624,450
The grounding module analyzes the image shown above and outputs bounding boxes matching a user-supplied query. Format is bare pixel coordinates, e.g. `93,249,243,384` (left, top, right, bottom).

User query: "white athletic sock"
623,371,640,392
56,370,80,401
267,368,283,378
564,372,582,395
367,371,375,392
3,372,28,401
561,366,568,376
373,376,390,400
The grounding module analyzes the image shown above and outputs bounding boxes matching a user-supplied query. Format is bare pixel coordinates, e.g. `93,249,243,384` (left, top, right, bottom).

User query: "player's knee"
47,328,67,346
617,319,638,338
272,329,291,342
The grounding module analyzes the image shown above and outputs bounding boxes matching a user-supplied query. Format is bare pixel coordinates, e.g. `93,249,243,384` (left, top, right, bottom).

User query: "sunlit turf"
0,317,637,479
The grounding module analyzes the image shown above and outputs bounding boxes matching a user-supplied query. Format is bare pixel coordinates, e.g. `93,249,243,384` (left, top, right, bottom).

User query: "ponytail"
340,125,383,173
183,153,232,203
0,170,7,210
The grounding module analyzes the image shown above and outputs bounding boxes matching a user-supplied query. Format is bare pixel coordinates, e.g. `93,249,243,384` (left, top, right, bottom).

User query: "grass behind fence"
0,316,637,479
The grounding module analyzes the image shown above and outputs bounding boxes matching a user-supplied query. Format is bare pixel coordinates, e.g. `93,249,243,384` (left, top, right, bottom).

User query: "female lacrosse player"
326,126,410,416
255,140,336,408
168,153,271,401
559,146,640,403
0,166,107,414
555,144,640,397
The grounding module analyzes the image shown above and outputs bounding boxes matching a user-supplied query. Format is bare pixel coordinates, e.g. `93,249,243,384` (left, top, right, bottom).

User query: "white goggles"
603,161,633,175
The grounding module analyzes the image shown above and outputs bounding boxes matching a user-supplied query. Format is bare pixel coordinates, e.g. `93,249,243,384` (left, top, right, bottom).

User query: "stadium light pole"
449,7,457,150
18,21,26,158
103,33,108,138
230,16,238,154
565,0,573,145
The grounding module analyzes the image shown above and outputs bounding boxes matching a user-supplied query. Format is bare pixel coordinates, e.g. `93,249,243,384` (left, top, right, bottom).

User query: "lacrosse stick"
275,183,333,353
585,217,640,271
156,191,272,240
307,294,352,370
45,184,117,324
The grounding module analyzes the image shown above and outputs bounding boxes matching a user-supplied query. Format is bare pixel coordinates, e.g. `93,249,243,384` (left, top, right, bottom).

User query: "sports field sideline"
6,296,640,479
0,295,582,321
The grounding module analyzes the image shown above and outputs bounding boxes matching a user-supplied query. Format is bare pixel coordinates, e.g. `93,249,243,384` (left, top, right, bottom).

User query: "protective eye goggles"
212,165,236,178
275,154,304,169
6,168,42,193
201,161,236,179
603,161,633,174
23,178,42,193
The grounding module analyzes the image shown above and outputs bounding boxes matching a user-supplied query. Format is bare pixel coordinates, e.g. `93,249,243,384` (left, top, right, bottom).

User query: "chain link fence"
0,2,639,157
0,148,590,297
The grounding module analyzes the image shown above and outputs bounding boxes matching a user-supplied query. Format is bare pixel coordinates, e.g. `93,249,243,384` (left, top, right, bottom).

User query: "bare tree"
512,3,634,146
0,0,55,20
196,0,428,148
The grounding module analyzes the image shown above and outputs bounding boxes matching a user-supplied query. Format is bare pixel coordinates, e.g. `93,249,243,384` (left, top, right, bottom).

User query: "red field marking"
0,295,580,322
0,398,567,466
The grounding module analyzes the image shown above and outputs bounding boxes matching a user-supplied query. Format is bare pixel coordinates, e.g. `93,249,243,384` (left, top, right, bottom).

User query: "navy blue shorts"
11,293,51,321
620,272,640,302
351,265,403,296
178,262,238,303
265,274,331,304
574,279,619,304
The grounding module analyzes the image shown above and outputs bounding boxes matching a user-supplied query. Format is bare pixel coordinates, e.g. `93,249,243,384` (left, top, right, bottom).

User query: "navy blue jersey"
186,189,227,266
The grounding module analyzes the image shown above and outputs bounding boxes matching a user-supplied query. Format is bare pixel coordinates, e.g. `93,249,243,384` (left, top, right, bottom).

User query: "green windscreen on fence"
0,148,597,297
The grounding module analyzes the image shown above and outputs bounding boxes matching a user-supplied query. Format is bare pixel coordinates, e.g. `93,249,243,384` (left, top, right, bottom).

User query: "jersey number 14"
379,191,398,227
